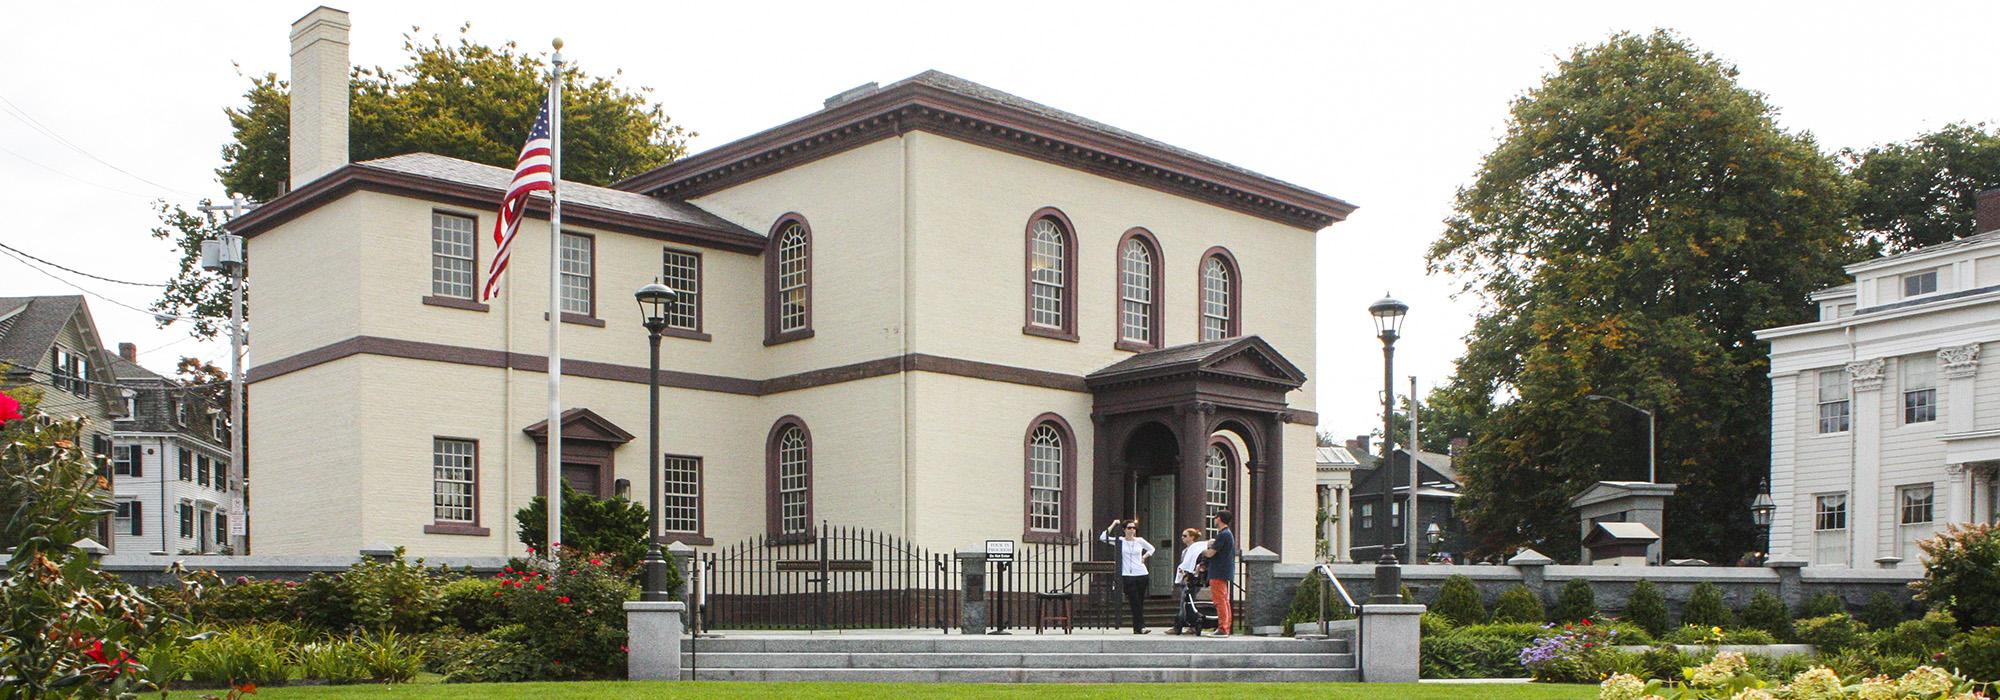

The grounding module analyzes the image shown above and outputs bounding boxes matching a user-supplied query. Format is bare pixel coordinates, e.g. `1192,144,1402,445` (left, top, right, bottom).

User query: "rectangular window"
1814,493,1848,566
662,455,700,534
50,347,89,397
430,212,478,299
661,249,701,332
1817,370,1850,434
1359,502,1374,530
212,416,227,443
1903,355,1937,424
178,502,194,539
124,395,138,418
196,455,210,487
1899,484,1935,561
197,509,212,551
432,438,477,524
178,448,192,481
215,512,228,548
1391,500,1403,530
559,232,593,316
112,444,138,476
1904,269,1939,297
114,500,135,536
174,398,187,426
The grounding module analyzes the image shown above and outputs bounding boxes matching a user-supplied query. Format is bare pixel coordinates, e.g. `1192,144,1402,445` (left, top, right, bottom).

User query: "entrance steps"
680,632,1357,682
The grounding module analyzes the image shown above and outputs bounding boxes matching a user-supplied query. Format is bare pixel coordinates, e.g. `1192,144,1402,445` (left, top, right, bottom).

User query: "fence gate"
988,529,1125,631
699,522,957,631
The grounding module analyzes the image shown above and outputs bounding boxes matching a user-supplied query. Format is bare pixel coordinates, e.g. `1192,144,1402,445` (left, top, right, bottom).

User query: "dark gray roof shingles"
0,295,82,370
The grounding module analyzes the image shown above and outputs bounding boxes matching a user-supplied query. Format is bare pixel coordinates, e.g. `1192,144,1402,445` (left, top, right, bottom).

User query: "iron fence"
698,522,957,632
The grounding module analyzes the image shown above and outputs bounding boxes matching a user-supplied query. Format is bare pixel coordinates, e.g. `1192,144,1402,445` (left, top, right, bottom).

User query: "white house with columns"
1758,192,2000,569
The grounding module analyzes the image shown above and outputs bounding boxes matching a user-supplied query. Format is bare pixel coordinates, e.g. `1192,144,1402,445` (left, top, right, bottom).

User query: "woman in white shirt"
1099,519,1156,634
1170,528,1211,635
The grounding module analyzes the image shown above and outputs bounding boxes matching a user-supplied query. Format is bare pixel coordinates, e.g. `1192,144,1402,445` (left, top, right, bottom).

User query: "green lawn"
225,681,1598,699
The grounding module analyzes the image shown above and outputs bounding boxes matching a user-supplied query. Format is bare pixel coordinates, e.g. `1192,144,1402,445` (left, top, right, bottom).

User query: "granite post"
1241,546,1284,635
957,549,989,635
1359,603,1426,682
1767,554,1808,608
624,601,685,680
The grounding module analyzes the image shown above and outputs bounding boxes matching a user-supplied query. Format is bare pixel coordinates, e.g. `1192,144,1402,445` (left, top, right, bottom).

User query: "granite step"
677,667,1363,683
682,651,1354,670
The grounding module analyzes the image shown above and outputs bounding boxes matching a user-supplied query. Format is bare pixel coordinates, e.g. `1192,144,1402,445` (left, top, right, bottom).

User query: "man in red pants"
1205,510,1237,636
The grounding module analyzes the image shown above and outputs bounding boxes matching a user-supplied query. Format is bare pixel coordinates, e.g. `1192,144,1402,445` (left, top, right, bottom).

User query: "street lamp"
635,281,678,602
1425,522,1444,561
1585,394,1656,483
1368,294,1408,603
1751,478,1776,563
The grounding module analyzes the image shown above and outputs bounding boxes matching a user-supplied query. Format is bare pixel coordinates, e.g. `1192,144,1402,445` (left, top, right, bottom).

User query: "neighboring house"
1346,442,1465,564
0,295,122,552
232,10,1352,558
1315,443,1359,562
107,343,237,555
1757,190,2000,570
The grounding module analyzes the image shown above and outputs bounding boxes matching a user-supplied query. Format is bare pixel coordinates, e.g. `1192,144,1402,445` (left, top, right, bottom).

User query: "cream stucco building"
239,8,1353,563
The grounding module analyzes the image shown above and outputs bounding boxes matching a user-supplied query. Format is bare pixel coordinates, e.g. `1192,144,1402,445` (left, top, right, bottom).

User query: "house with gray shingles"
107,343,236,555
0,295,123,551
1346,444,1465,564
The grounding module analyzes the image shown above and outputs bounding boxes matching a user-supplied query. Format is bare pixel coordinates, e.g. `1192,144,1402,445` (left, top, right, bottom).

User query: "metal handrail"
1311,563,1360,637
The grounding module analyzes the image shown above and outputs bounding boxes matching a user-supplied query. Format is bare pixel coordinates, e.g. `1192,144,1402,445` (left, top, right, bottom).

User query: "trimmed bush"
1419,611,1455,638
1871,609,1957,659
1859,590,1906,630
1626,579,1670,639
1794,613,1868,653
1551,578,1596,623
1637,644,1704,682
1946,627,2000,685
1915,523,2000,630
1679,581,1733,629
438,576,504,633
1431,575,1486,626
1800,592,1847,619
1282,573,1353,634
1738,589,1794,641
1491,585,1545,624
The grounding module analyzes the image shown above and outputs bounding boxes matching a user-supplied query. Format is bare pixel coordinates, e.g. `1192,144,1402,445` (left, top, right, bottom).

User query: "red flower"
558,595,571,604
535,584,545,591
620,645,628,654
83,639,133,673
493,591,502,597
1580,618,1592,626
0,391,22,426
590,558,602,566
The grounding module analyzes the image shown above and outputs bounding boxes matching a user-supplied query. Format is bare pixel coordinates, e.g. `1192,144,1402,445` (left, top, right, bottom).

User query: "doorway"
1139,474,1177,595
561,462,602,497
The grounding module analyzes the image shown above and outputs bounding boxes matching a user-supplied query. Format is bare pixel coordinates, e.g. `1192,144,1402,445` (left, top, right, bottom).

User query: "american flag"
482,101,555,301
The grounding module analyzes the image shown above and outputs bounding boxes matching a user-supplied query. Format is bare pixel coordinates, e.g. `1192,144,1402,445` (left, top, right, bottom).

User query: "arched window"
1116,229,1164,350
1023,209,1078,340
1204,442,1234,538
1200,248,1241,341
1023,414,1076,541
766,417,813,541
765,215,813,345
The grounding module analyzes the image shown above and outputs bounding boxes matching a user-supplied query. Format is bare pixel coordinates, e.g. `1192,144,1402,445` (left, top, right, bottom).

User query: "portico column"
1338,484,1353,563
1255,411,1285,554
1847,359,1886,567
1946,464,1970,527
1941,344,1982,526
1091,414,1118,527
1178,404,1214,533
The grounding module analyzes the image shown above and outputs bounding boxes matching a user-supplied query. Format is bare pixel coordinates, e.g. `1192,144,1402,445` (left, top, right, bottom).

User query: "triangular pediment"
1201,340,1306,386
1087,335,1306,389
523,408,635,444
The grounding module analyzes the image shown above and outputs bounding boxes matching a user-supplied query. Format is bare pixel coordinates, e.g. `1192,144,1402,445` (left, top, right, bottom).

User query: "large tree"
1426,31,1865,563
152,27,693,338
1846,122,2000,252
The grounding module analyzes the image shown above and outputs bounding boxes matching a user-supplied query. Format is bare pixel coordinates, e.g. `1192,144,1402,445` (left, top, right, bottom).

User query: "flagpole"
545,38,566,555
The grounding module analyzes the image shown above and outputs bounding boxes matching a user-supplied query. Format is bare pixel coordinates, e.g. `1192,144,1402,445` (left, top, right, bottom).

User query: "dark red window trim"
425,436,490,537
659,453,712,545
1022,207,1079,342
1113,227,1166,352
764,214,815,346
1197,246,1242,341
1207,437,1242,531
423,209,488,311
765,415,814,543
1022,413,1078,543
661,247,712,342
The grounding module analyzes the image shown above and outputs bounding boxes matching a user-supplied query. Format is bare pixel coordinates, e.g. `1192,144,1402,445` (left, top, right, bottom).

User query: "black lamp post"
1426,522,1444,562
636,282,678,602
1368,294,1408,603
1751,477,1776,565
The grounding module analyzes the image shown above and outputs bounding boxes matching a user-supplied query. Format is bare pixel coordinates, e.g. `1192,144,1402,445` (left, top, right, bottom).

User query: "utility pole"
1408,375,1420,563
200,194,258,554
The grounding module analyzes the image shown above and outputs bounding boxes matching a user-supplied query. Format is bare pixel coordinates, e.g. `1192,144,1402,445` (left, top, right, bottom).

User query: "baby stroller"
1180,576,1219,635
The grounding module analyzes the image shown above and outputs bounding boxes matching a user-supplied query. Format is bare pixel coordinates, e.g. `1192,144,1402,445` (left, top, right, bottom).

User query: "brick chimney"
289,6,351,189
1450,437,1469,456
117,343,137,362
1977,189,2000,235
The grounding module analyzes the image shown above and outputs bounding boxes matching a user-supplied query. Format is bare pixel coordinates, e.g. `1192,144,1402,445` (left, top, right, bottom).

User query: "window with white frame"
1119,239,1154,344
559,232,593,316
662,455,700,534
178,448,192,481
123,394,138,418
1027,425,1064,532
776,425,811,537
174,397,187,426
1903,269,1939,298
776,223,810,333
196,455,210,486
1817,370,1850,434
114,500,137,536
178,501,194,539
1204,444,1231,537
661,249,701,331
1899,484,1935,560
1201,255,1234,341
1029,218,1067,330
112,444,138,476
1391,500,1403,530
50,347,89,397
431,212,477,299
432,438,476,524
1903,354,1937,424
211,415,227,443
215,512,227,547
1813,493,1848,566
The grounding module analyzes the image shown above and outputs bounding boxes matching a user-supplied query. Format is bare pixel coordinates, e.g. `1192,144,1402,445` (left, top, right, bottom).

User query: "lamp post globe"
635,282,678,601
1368,294,1407,603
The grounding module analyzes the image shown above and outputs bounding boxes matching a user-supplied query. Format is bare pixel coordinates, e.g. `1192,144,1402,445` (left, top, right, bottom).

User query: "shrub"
1800,591,1847,619
1660,625,1774,645
493,546,635,678
353,630,422,683
1551,578,1596,624
199,579,300,627
1946,627,2000,685
1626,579,1670,639
1419,611,1454,638
1282,573,1353,634
1737,590,1794,642
182,625,291,687
438,576,504,633
1596,619,1655,646
516,483,654,573
1421,633,1523,679
1432,575,1486,626
1679,582,1733,629
1794,613,1868,653
1490,585,1544,624
342,549,446,634
414,631,483,675
1605,661,1983,698
1517,621,1611,683
1916,523,2000,630
1872,609,1957,659
1636,644,1704,681
441,632,549,683
293,572,357,632
1859,590,1908,630
293,639,367,684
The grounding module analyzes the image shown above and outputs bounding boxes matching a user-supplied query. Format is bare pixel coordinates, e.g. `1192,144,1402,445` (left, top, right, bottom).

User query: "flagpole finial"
552,37,564,50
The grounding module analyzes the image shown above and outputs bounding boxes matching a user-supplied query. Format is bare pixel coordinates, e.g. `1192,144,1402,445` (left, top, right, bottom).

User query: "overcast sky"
3,1,1995,437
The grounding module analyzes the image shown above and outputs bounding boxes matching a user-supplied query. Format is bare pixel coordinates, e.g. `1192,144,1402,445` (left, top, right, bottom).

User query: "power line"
6,363,231,393
0,142,157,200
0,93,201,198
0,242,165,287
0,246,186,322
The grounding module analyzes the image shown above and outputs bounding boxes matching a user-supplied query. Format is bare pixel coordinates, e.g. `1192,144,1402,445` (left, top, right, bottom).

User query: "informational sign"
228,499,246,536
985,539,1015,562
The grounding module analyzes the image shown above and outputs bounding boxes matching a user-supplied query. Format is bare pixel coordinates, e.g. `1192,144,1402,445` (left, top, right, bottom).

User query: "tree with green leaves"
1626,579,1670,638
1552,578,1597,623
1846,122,2000,251
1679,581,1733,629
1426,30,1864,563
152,26,693,338
1432,574,1488,626
515,483,654,573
